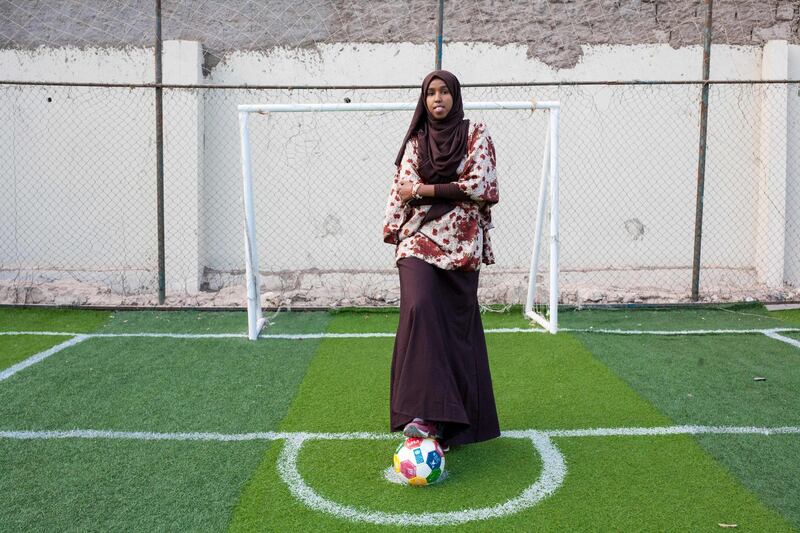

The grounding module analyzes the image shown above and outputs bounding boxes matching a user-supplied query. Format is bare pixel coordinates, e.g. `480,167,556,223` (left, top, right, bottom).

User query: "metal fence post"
691,0,713,301
435,0,444,70
155,0,166,304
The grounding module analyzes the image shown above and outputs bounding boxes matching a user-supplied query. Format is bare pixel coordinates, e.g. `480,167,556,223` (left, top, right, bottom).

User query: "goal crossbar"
238,101,561,114
238,100,561,340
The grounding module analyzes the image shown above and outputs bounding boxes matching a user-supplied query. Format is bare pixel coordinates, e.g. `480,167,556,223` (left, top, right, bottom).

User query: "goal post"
238,111,267,341
524,105,560,334
238,100,561,340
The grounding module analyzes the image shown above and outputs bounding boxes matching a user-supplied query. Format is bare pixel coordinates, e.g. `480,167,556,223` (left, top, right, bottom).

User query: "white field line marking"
0,331,248,339
1,327,799,340
0,429,283,441
3,426,798,525
1,426,798,443
562,327,800,336
277,430,566,527
0,335,88,382
763,329,800,349
543,425,800,438
0,429,397,441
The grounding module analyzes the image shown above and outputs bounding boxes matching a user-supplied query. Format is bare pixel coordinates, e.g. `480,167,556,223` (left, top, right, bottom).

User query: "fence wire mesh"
1,82,798,307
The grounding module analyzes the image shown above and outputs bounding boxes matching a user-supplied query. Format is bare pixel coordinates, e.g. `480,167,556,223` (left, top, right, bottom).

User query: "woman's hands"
398,179,435,203
397,178,415,204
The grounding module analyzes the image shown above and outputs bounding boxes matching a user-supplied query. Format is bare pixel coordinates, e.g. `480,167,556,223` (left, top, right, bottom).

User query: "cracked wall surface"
1,1,798,69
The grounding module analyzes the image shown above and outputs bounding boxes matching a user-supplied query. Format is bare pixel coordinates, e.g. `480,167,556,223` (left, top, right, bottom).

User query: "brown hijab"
395,70,470,218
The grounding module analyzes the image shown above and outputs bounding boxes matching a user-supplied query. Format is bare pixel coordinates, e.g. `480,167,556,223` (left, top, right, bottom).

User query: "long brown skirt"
390,256,501,447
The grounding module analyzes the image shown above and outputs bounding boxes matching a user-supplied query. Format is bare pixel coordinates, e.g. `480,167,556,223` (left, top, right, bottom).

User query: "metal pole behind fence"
691,0,713,301
435,0,444,69
155,0,166,304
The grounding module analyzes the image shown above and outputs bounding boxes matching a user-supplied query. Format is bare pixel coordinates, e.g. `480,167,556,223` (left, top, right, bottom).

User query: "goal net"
237,100,560,340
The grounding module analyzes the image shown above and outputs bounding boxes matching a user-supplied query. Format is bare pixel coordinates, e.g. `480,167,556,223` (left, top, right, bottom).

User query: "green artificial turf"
325,306,533,334
2,306,798,531
0,307,110,332
299,437,541,513
1,309,331,532
278,319,670,435
0,438,267,532
573,333,800,427
102,309,248,333
102,309,329,335
768,308,800,325
327,307,400,333
575,331,800,528
0,335,325,433
522,435,794,533
488,332,670,430
278,336,394,433
228,310,795,531
312,303,800,335
0,307,111,373
231,435,794,532
694,434,800,529
0,335,73,372
557,303,790,331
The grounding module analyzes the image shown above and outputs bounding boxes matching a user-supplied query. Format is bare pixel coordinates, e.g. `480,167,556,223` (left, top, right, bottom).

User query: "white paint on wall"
207,42,763,86
0,40,796,299
786,44,800,288
757,40,788,287
0,46,153,84
163,40,204,293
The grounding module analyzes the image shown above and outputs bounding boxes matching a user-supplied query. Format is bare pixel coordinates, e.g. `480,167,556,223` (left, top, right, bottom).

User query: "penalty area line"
763,330,800,349
560,326,800,336
1,425,799,443
1,326,799,340
0,335,89,382
3,424,795,526
542,425,800,438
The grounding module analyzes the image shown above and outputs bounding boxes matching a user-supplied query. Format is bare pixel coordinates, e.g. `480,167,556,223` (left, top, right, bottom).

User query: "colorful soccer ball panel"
394,437,446,485
413,447,424,464
399,460,416,479
426,468,442,484
426,450,442,470
404,437,423,449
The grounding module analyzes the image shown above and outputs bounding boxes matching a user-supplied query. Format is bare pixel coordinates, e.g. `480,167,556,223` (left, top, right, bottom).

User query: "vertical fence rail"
691,0,713,301
435,0,445,69
154,0,166,304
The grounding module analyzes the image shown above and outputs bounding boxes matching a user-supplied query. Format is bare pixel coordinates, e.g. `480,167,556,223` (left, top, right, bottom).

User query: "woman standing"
382,70,500,449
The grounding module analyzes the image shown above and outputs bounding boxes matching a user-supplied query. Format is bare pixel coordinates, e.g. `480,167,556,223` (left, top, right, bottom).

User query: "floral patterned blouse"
382,121,499,271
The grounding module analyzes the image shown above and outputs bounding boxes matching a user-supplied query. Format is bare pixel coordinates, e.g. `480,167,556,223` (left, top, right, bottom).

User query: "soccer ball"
393,437,445,486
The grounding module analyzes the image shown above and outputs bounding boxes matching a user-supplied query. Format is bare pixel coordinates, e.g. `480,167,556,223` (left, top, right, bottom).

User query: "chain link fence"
1,81,798,307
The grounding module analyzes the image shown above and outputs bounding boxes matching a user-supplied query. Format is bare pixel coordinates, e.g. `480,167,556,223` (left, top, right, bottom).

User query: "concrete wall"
0,39,798,303
787,44,800,287
0,47,157,294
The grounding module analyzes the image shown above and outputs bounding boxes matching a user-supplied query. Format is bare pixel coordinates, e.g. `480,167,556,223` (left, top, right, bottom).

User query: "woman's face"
425,78,453,121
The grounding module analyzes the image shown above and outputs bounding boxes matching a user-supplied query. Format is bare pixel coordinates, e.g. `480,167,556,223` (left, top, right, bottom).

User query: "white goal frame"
237,100,560,340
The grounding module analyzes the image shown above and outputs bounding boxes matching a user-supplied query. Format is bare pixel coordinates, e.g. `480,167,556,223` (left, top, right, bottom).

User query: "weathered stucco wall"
1,0,798,71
